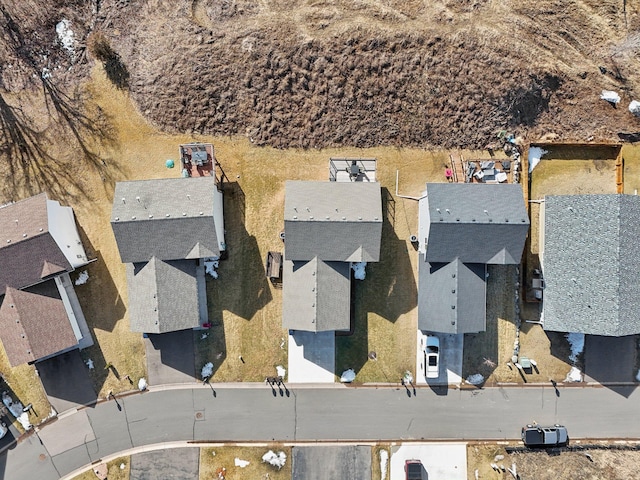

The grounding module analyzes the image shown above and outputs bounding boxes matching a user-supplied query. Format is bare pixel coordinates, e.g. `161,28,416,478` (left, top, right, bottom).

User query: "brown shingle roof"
0,281,77,366
0,194,73,293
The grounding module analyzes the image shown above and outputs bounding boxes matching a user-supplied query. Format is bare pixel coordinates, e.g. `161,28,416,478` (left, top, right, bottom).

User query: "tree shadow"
0,6,117,201
88,31,130,90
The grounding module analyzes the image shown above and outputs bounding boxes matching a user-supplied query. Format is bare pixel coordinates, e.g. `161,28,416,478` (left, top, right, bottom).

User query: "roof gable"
111,178,220,263
282,258,351,332
126,258,201,333
284,181,383,262
420,183,529,264
0,283,77,366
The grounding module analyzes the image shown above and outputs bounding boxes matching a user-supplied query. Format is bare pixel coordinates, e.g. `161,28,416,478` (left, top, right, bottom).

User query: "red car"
405,459,423,480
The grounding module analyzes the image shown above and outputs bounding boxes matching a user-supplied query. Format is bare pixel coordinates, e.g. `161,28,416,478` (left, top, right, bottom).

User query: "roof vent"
182,212,186,216
472,218,476,222
166,213,170,217
452,273,456,278
342,216,346,220
293,215,298,219
436,208,441,213
199,211,203,215
505,218,509,222
446,209,450,214
22,233,27,237
114,217,119,221
568,206,574,212
39,228,43,232
358,216,362,220
309,216,314,220
326,216,330,220
148,215,153,219
484,209,488,215
456,218,460,222
6,239,9,243
121,198,126,203
136,196,141,202
132,216,136,220
451,305,455,309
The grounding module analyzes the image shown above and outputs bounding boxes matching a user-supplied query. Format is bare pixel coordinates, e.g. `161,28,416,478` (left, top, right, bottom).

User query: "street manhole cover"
195,411,205,421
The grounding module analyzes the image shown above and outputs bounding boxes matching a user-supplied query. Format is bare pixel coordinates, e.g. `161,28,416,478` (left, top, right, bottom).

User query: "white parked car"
424,336,440,379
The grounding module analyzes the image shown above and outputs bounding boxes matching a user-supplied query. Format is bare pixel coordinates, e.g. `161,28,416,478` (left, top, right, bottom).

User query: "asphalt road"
2,384,640,480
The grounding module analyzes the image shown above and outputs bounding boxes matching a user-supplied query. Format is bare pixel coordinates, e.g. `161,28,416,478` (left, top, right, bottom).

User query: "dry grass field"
199,445,291,480
70,456,130,480
468,444,640,480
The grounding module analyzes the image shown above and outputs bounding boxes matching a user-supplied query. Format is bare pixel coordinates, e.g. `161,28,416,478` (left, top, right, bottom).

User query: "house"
540,194,640,336
283,179,383,332
110,177,225,333
417,183,529,334
0,193,92,367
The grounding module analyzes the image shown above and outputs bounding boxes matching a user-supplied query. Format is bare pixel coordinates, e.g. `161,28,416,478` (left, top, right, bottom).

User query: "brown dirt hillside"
3,0,640,150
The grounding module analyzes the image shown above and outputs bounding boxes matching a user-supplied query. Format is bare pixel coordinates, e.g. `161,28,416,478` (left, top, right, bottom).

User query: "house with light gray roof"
111,177,224,333
541,194,640,336
418,183,529,334
283,180,382,332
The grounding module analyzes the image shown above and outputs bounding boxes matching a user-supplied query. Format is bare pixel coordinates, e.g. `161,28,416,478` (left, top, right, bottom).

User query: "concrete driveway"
584,335,637,383
415,331,463,386
292,446,371,480
390,443,467,480
145,330,196,386
288,331,335,383
37,350,97,413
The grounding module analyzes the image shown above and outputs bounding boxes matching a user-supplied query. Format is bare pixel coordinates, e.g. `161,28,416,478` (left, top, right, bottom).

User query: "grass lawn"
199,445,291,480
70,456,130,480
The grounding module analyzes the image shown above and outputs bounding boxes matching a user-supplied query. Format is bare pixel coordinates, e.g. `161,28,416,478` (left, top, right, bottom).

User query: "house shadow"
145,330,197,383
582,334,638,397
37,350,98,412
361,188,417,323
462,265,515,382
71,248,126,334
336,188,416,377
208,181,272,321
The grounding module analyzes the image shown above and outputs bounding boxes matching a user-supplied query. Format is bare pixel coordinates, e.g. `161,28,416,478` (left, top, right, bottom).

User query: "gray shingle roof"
111,178,219,263
418,256,486,334
282,258,351,332
420,183,529,264
543,194,640,336
0,194,73,293
126,258,201,333
284,181,382,262
0,281,78,366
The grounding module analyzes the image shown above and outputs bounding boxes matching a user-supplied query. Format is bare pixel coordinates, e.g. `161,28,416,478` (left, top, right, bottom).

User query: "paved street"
2,384,640,480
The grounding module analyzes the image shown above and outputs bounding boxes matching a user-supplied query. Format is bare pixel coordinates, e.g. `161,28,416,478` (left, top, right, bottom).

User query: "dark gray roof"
418,256,486,334
126,258,201,333
282,258,351,332
111,178,219,263
284,181,382,262
420,183,529,264
0,194,73,293
543,194,640,336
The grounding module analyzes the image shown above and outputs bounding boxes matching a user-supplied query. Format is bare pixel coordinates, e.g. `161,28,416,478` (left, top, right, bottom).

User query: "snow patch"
565,366,582,383
201,362,214,379
138,378,147,391
85,358,94,369
379,449,388,480
600,90,621,104
629,100,640,116
56,19,76,55
352,262,367,280
340,369,356,383
565,332,585,363
234,458,250,468
2,392,31,430
204,258,219,278
528,147,548,173
262,450,287,469
466,374,485,386
276,365,286,378
75,270,89,285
